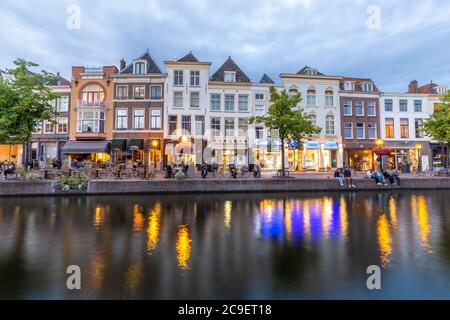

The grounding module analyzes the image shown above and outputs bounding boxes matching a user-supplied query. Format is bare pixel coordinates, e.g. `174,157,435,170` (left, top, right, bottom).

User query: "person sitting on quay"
4,162,16,179
334,168,344,187
165,163,173,179
373,170,388,186
343,166,356,188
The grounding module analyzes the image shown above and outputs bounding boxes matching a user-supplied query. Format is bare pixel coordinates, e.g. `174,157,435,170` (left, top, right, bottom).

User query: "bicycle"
412,168,434,177
240,166,250,178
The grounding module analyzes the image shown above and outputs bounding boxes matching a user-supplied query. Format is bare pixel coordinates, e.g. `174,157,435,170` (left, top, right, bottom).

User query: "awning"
324,141,339,150
128,139,144,151
111,139,127,151
165,144,174,155
112,152,132,157
62,141,110,154
304,141,321,149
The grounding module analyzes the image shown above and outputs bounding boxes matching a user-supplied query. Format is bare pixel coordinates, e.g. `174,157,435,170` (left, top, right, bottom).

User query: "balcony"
77,100,107,109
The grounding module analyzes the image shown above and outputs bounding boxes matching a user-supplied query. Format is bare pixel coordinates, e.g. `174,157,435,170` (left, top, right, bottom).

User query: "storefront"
111,139,128,164
431,143,448,168
62,141,111,163
384,141,431,171
302,140,342,171
128,139,144,164
148,139,162,169
0,144,23,164
347,150,376,171
252,139,282,171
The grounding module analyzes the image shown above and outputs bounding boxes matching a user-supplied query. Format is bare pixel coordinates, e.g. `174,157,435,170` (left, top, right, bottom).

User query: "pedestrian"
343,166,356,188
334,168,344,186
391,168,401,185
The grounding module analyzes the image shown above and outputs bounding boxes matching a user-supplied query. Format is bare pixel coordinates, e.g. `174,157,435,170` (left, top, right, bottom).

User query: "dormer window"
134,61,146,74
224,71,236,82
344,81,355,91
306,69,318,76
362,83,373,92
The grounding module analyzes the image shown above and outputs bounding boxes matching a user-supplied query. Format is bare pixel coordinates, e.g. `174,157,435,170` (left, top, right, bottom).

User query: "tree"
422,91,450,168
0,59,59,144
250,86,321,176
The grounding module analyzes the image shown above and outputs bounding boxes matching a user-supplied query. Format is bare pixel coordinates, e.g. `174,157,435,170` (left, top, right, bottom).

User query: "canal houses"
111,51,166,167
280,66,343,171
339,77,381,171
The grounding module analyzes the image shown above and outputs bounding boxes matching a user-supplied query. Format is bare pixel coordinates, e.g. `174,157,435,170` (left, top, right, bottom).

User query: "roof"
340,77,380,93
46,74,71,86
121,51,162,74
211,56,251,83
417,83,438,94
259,73,274,84
297,65,325,76
178,52,199,62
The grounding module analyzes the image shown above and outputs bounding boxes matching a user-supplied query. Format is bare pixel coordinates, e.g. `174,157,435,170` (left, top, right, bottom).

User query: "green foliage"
56,173,89,191
25,172,40,181
0,59,60,144
16,166,26,178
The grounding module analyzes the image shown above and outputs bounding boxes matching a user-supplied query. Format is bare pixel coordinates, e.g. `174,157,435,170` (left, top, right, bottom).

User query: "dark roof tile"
211,56,251,83
259,73,274,84
297,65,325,76
121,51,162,74
178,52,199,62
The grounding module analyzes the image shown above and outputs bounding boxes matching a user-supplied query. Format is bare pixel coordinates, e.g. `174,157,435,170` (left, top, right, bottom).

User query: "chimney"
408,80,418,93
120,58,126,71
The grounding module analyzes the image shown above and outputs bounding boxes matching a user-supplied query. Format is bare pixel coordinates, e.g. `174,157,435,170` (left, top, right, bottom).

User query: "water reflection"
146,202,161,253
224,201,232,230
411,195,432,252
132,204,144,232
176,224,192,270
377,213,392,267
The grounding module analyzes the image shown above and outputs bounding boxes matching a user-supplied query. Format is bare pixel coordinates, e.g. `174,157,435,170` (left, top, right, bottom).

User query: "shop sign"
304,141,321,149
324,141,339,150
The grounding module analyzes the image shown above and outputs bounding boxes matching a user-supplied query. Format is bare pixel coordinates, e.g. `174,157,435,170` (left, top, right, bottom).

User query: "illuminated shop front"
347,150,376,171
303,140,341,171
384,142,431,171
62,141,111,163
165,136,196,165
0,144,23,164
252,139,282,170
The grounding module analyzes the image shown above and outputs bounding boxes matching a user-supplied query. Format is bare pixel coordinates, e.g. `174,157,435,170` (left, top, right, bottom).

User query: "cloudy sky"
1,0,449,91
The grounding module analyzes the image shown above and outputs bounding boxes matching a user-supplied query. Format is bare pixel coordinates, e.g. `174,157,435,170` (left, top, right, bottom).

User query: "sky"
1,0,449,92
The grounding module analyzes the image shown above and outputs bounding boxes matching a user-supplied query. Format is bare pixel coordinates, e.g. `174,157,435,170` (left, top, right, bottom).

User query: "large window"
325,115,334,135
134,62,146,74
133,86,145,99
225,118,235,136
211,118,221,136
343,100,352,116
400,118,409,138
307,90,316,106
195,116,205,136
225,95,235,112
385,118,394,138
356,123,365,139
190,71,200,86
56,96,69,112
367,101,376,116
116,109,128,130
211,94,221,111
44,120,55,134
190,92,200,108
385,99,393,112
151,86,162,100
81,84,105,104
255,93,264,100
224,71,236,82
255,105,265,116
133,109,145,130
344,82,355,91
77,111,104,133
151,109,161,130
325,90,333,107
414,100,422,112
238,95,248,112
182,115,191,134
362,83,372,92
238,118,248,136
355,101,364,116
344,123,353,139
57,117,68,134
168,116,177,134
415,119,424,138
174,92,183,108
308,114,317,126
174,70,183,85
255,126,264,139
368,123,377,139
399,99,408,112
116,85,128,100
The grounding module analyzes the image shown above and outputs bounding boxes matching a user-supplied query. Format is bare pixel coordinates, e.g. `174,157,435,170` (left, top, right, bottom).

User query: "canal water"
0,190,449,299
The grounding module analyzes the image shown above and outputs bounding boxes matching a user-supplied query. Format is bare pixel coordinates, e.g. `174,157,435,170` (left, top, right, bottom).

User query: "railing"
77,100,107,108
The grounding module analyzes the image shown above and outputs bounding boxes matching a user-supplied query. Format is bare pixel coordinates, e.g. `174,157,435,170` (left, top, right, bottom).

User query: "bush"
56,173,89,191
25,172,40,181
174,171,186,181
16,167,26,178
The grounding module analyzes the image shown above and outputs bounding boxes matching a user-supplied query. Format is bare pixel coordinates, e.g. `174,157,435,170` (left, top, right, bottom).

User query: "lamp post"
151,139,159,170
376,139,384,171
416,143,423,172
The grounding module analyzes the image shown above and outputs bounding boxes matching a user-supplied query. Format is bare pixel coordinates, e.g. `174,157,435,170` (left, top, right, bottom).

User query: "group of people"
334,166,401,188
334,167,357,188
1,161,17,179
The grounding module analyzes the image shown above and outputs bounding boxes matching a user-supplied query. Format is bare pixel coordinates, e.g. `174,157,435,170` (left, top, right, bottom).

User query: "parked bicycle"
240,166,250,178
412,168,435,177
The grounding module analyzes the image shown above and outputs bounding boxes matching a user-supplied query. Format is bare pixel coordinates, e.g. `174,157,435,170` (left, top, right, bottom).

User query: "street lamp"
375,139,384,171
151,139,159,169
416,143,423,172
376,139,384,147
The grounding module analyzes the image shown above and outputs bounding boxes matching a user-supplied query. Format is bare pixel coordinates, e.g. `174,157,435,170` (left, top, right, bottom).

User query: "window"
343,100,352,116
255,105,265,115
34,122,42,134
288,88,298,96
151,86,162,100
44,120,55,134
211,118,221,136
255,93,264,100
225,95,235,112
182,116,191,134
367,101,376,116
385,118,394,138
224,71,236,82
225,118,235,136
255,126,264,139
325,90,333,107
344,123,353,139
368,123,377,139
195,116,205,136
399,99,408,112
174,70,183,85
344,82,355,91
174,92,183,108
385,99,393,112
356,123,365,139
76,111,104,133
415,119,424,138
308,114,317,126
307,90,316,106
116,85,128,100
190,92,200,108
238,118,248,136
211,94,221,111
238,95,248,112
151,109,161,129
134,62,146,74
116,109,128,130
362,83,372,92
190,71,200,86
57,96,69,112
168,115,177,134
414,100,422,112
133,109,145,130
81,84,105,104
325,115,334,135
400,118,409,138
355,101,364,116
133,86,145,99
